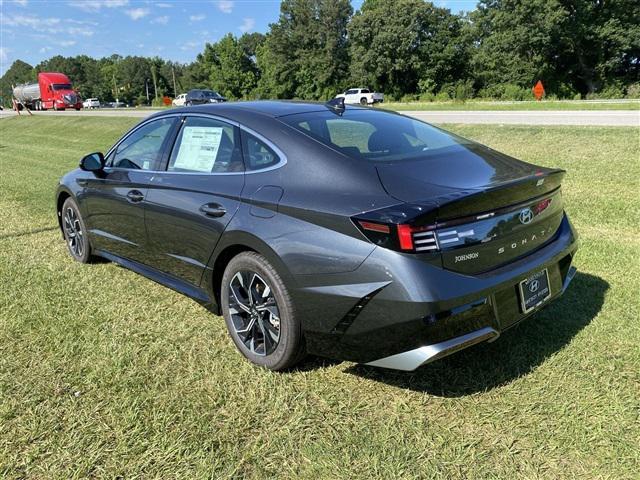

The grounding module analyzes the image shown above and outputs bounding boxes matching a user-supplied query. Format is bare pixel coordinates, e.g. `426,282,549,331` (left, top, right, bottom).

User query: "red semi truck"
12,72,82,111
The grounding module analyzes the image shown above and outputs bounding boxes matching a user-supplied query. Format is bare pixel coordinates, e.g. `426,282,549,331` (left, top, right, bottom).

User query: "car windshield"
281,109,473,162
52,84,72,91
202,91,221,98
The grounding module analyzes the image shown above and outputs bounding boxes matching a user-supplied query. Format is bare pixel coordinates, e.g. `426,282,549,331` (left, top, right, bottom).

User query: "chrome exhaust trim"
365,327,500,371
562,266,577,292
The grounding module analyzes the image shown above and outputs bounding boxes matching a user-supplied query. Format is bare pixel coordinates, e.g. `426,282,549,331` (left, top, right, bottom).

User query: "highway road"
1,107,638,126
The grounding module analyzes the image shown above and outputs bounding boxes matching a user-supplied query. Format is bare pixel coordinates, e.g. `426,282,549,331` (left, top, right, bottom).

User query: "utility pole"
113,72,118,104
150,64,158,102
145,79,150,103
172,66,177,97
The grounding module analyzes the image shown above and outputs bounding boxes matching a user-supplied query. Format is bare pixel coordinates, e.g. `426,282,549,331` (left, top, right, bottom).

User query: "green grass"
1,116,639,479
382,100,640,111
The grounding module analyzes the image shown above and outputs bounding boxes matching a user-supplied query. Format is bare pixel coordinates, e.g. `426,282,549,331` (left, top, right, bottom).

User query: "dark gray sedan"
55,101,579,371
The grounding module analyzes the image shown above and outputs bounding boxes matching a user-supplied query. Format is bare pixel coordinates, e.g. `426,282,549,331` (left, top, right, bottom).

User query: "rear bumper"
366,265,576,371
295,214,579,368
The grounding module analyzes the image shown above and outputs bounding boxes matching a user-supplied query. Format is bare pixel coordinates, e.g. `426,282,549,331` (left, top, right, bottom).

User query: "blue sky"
0,0,478,75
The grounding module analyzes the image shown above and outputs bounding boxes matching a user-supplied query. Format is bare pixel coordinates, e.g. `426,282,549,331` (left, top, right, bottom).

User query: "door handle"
126,190,144,203
200,203,226,217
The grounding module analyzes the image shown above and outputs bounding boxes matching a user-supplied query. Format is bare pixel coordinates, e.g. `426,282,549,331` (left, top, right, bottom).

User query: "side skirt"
95,249,215,308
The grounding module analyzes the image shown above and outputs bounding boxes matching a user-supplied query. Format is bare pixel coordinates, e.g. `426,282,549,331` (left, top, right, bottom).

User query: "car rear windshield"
281,109,472,162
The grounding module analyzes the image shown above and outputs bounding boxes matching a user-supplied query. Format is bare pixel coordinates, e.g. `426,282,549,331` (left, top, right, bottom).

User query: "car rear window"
281,109,472,162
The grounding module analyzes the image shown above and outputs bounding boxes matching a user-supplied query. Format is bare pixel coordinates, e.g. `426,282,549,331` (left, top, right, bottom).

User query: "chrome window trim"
103,112,287,176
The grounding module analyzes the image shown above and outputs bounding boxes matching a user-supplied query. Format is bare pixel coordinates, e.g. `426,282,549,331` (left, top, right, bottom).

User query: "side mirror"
79,152,104,172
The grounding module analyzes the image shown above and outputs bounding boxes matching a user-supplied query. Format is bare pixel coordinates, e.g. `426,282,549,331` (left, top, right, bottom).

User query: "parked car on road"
173,94,187,106
103,101,126,108
56,101,578,372
335,88,384,105
83,98,100,109
185,89,227,106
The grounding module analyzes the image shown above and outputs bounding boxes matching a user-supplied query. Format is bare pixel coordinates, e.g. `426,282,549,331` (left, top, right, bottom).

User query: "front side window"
110,117,176,170
168,116,243,173
345,89,357,95
242,132,280,171
52,83,72,91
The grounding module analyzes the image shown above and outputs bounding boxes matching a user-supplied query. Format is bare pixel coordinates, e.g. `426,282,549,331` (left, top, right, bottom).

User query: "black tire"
360,97,368,105
221,252,305,371
61,197,92,263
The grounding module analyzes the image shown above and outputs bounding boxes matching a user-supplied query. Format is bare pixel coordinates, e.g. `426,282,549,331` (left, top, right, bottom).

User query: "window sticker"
173,126,223,172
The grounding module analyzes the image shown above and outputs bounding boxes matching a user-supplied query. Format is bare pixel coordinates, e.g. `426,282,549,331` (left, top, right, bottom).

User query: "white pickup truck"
335,88,384,106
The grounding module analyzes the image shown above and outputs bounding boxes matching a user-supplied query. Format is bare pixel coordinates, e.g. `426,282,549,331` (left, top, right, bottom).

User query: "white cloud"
13,0,28,6
189,14,205,22
125,8,150,20
1,14,61,29
0,47,8,63
217,0,233,14
152,15,169,25
0,14,94,36
155,2,172,7
67,26,95,36
57,40,76,47
39,46,53,53
238,17,255,33
180,41,199,51
68,0,128,12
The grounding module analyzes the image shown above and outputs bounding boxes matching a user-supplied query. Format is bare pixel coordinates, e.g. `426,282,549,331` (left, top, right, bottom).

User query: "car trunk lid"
374,145,566,274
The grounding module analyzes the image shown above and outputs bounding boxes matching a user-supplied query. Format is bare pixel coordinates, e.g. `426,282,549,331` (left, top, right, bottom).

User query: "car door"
144,115,245,286
82,116,178,263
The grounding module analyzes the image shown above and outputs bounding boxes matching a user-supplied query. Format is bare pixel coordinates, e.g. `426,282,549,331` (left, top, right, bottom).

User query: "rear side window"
110,117,176,170
242,132,280,171
168,116,243,173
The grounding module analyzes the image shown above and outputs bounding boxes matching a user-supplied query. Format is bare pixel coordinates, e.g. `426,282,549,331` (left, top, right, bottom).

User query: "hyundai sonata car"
56,100,578,371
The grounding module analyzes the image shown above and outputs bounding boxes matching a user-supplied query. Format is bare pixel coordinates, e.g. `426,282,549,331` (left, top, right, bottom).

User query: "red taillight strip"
358,221,390,234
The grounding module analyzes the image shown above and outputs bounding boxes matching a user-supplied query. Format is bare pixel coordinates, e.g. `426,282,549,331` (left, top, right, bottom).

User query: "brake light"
396,224,414,250
356,220,436,253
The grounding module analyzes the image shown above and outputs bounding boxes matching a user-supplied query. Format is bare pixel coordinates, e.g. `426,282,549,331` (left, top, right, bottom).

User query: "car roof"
151,100,369,120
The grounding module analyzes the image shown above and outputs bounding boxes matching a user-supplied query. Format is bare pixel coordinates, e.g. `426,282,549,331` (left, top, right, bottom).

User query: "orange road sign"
533,80,545,101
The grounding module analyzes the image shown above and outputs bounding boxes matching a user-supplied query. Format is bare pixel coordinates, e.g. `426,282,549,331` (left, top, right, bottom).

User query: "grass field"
1,116,639,479
382,100,640,111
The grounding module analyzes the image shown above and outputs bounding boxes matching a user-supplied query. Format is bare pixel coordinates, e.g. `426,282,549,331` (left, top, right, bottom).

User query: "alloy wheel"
228,270,281,356
63,206,84,257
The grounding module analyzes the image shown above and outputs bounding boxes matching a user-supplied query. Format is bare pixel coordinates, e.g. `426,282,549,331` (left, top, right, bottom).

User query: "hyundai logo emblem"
519,208,534,225
529,280,540,293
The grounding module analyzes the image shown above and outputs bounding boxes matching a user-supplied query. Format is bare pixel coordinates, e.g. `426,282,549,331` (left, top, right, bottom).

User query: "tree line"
2,0,639,107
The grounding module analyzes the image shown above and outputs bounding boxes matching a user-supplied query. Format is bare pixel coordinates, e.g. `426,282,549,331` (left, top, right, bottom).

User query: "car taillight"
356,220,438,253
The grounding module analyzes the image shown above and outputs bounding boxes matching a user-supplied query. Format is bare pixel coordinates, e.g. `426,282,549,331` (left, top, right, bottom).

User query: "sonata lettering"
497,229,547,255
